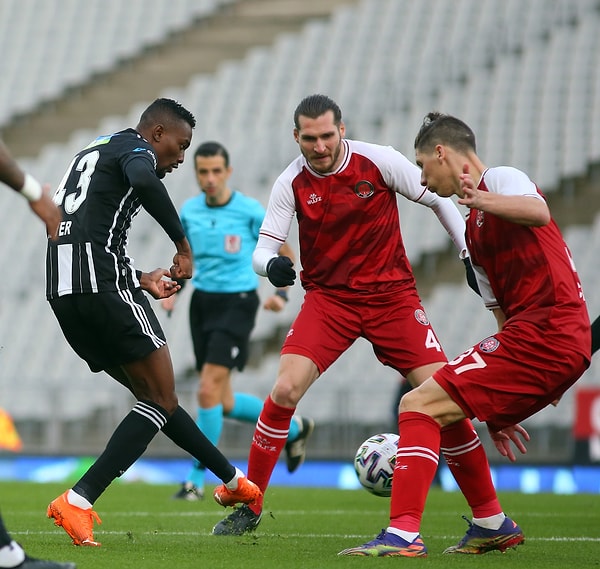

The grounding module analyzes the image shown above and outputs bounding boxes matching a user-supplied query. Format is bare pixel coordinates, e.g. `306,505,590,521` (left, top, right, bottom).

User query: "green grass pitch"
3,481,599,568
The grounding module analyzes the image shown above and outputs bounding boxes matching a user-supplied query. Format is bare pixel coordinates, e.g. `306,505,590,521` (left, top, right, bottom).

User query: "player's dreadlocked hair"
293,94,342,129
139,98,196,130
414,112,476,154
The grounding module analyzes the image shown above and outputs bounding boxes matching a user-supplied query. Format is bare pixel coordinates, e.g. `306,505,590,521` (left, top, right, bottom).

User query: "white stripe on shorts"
118,289,165,349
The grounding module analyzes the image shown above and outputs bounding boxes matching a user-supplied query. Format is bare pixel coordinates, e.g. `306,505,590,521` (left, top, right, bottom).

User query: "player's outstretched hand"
266,256,296,287
487,423,530,462
30,184,61,240
140,268,182,300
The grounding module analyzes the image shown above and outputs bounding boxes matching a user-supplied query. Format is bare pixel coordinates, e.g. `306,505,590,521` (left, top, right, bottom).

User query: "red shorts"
434,317,590,430
281,288,447,375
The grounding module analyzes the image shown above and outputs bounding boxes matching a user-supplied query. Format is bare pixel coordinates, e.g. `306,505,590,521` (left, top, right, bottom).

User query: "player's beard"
307,140,343,174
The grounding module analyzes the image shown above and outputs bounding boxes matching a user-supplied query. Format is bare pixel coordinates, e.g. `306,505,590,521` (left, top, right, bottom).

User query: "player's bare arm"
458,164,550,226
0,139,25,189
0,139,61,239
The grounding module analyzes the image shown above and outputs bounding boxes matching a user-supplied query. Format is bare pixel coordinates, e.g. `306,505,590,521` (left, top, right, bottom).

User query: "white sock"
67,489,93,510
225,467,244,490
386,527,419,543
472,512,506,530
0,541,25,567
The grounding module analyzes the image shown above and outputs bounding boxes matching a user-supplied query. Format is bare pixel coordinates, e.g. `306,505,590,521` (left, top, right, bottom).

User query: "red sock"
390,411,441,533
247,395,294,514
440,419,501,518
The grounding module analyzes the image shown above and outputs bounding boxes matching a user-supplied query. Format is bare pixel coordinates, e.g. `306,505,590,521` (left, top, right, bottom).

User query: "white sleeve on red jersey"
482,166,545,199
252,159,300,276
471,260,499,309
415,190,468,257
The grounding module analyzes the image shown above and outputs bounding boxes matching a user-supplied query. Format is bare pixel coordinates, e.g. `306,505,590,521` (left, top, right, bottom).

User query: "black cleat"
212,504,262,536
172,482,203,501
285,416,315,473
18,556,76,569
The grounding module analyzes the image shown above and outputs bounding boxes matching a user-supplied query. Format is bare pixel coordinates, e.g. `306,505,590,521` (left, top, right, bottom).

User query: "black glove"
266,256,296,287
463,257,481,296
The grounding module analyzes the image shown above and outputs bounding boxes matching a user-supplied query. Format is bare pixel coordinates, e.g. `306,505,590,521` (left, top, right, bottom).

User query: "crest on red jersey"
414,309,430,326
354,180,375,199
478,336,499,352
476,210,485,227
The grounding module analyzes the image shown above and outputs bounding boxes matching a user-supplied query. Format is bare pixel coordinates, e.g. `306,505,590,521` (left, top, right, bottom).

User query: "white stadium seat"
2,0,600,428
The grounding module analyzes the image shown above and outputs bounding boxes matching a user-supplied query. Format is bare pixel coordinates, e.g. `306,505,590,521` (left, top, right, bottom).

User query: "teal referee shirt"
180,190,265,292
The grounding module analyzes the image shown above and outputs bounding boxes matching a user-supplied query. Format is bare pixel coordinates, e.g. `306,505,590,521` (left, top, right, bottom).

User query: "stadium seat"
4,0,600,433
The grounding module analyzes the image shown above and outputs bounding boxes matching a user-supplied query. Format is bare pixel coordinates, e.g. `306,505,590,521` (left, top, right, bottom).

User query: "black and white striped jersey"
46,129,158,299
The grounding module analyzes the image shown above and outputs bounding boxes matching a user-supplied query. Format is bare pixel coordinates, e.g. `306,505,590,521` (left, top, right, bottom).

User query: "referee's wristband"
274,289,288,302
19,173,43,202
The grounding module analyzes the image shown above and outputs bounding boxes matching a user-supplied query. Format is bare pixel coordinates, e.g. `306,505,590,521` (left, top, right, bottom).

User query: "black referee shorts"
49,289,166,373
189,289,259,372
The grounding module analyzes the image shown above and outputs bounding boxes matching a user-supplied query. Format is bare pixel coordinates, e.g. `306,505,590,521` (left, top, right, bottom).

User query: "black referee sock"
162,405,236,483
73,400,168,504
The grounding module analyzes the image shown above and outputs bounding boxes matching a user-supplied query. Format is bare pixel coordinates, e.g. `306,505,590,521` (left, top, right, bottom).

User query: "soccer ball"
354,433,399,497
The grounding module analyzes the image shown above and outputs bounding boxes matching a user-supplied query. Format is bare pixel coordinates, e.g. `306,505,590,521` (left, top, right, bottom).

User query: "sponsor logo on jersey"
479,335,499,352
85,135,112,148
132,147,158,169
414,309,430,325
354,180,375,198
307,193,322,205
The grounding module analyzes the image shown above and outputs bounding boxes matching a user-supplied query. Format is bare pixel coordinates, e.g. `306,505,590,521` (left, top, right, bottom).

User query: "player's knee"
399,389,420,413
147,392,178,415
271,380,302,408
399,387,435,416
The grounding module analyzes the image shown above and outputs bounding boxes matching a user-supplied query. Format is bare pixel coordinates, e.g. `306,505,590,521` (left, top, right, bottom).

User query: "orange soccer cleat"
213,475,262,508
47,491,102,547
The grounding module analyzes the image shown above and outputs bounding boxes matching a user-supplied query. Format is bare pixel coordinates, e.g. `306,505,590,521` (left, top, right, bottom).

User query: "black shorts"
49,289,166,373
189,289,259,372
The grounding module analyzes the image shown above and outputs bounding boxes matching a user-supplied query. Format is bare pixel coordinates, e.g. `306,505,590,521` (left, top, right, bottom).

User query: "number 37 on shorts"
447,346,488,375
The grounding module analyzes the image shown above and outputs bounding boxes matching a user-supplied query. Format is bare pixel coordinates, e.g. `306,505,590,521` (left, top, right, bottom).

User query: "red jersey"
467,167,589,358
434,166,590,429
257,139,467,295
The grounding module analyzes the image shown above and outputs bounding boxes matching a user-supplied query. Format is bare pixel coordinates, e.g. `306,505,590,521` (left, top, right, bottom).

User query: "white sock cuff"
225,467,245,490
387,527,419,542
0,540,25,566
67,489,93,510
472,512,506,530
